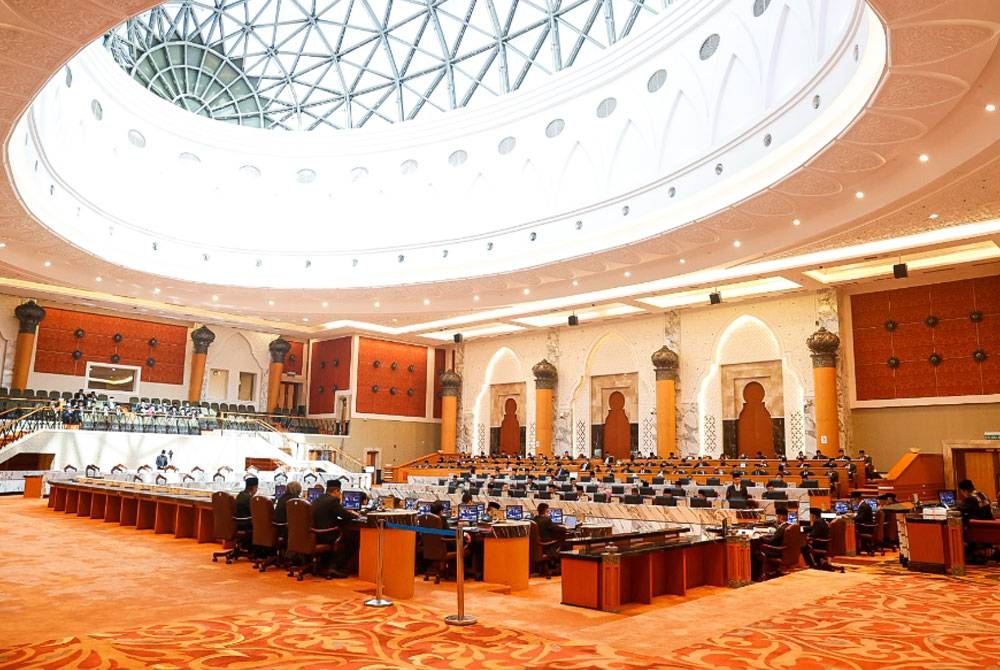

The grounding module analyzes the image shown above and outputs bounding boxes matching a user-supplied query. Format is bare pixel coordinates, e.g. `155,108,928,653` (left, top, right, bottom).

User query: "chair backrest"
286,499,317,554
417,513,448,560
706,477,721,486
211,492,237,541
780,525,804,566
828,516,847,556
593,493,608,503
251,495,277,548
623,494,643,505
653,495,677,506
528,520,544,561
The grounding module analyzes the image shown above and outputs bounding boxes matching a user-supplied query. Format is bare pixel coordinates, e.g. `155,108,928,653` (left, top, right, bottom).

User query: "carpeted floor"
2,497,999,669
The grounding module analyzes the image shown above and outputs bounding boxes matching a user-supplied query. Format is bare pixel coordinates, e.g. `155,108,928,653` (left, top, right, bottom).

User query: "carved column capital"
268,337,292,364
440,369,462,397
190,325,216,354
651,345,679,381
14,300,46,334
532,359,558,389
807,327,840,368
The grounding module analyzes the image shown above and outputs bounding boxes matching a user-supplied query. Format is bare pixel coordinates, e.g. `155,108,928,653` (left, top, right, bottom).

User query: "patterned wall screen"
308,337,352,414
34,307,187,385
851,276,1000,400
356,337,428,417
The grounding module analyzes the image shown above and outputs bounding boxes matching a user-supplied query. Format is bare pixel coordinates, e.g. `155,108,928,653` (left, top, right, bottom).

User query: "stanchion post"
444,521,477,626
364,518,392,607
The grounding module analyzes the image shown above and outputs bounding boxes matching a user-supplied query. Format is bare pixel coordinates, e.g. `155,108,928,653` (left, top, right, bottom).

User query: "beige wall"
852,404,998,469
346,418,441,467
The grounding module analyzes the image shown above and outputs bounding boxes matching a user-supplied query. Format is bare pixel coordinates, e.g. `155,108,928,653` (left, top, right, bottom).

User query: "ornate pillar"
439,370,461,453
267,337,291,413
187,325,216,403
12,301,45,391
807,327,841,456
532,359,557,456
651,345,679,458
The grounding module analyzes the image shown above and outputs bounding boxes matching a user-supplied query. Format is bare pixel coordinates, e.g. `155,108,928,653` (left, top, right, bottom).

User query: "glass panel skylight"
104,0,659,130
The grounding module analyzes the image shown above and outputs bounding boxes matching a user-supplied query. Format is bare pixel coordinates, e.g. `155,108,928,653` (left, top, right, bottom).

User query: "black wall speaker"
453,333,463,343
709,292,722,305
893,263,908,279
568,315,579,326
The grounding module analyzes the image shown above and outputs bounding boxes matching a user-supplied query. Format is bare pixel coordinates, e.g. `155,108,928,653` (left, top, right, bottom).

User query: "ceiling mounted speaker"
453,333,463,343
709,292,722,305
893,263,908,279
568,315,579,326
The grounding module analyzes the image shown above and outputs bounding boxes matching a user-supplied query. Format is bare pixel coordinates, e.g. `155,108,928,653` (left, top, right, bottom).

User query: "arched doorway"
499,397,521,455
737,381,775,458
603,391,631,460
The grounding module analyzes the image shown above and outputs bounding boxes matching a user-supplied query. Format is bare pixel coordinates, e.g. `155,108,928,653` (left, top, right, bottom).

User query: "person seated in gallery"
312,478,360,575
235,477,258,532
725,473,750,501
461,491,474,505
770,473,788,488
545,483,561,500
752,465,769,476
534,503,566,545
274,480,302,524
801,507,830,568
958,479,993,524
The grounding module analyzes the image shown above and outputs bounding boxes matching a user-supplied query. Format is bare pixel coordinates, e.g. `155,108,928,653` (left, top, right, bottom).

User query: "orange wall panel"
309,337,352,414
851,278,999,400
34,307,187,386
285,340,305,376
356,337,428,417
432,348,446,419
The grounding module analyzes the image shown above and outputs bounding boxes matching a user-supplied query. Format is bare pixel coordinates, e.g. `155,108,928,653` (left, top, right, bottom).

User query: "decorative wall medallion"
332,384,338,391
72,350,82,359
110,354,120,363
317,386,324,393
74,328,85,338
373,360,381,368
973,349,988,362
887,356,900,368
408,364,416,373
389,387,397,395
148,337,158,347
884,320,896,331
928,353,942,366
146,357,156,367
333,359,340,367
112,333,123,343
970,310,984,323
371,384,380,393
407,388,414,396
320,361,326,369
924,315,939,328
390,361,398,370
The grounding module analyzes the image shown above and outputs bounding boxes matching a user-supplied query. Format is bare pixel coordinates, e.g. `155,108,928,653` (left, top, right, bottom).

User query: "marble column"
267,337,291,413
807,327,841,456
651,345,679,458
12,301,45,391
439,370,461,453
187,325,216,403
532,359,557,456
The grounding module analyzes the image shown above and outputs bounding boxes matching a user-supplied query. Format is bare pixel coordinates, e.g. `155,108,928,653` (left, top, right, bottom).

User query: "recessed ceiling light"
321,301,328,307
928,213,939,220
624,271,631,278
792,219,801,226
302,317,309,322
392,318,398,323
522,288,530,295
679,258,686,264
855,191,865,199
153,287,160,294
918,154,929,162
473,295,480,301
572,280,579,286
733,240,742,248
0,242,6,249
268,299,275,306
423,298,431,305
374,301,380,308
986,103,997,112
44,260,51,267
95,276,102,282
211,295,219,302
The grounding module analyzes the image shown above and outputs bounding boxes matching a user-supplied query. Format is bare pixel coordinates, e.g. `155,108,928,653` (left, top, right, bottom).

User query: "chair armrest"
761,543,785,552
234,515,252,522
311,526,338,534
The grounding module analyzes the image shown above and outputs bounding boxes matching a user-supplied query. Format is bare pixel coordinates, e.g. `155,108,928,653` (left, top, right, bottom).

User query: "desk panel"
483,536,529,591
358,527,416,599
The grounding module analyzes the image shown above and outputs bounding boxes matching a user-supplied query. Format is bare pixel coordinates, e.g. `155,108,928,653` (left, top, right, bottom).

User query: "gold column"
439,370,461,453
12,301,45,391
267,337,291,413
187,325,216,403
532,359,557,456
651,345,679,458
807,327,841,457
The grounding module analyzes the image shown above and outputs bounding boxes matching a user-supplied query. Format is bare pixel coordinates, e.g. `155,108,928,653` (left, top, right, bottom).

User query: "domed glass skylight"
105,0,660,131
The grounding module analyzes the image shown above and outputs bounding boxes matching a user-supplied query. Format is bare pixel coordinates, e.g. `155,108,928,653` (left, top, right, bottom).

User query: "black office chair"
689,498,711,508
623,494,644,505
653,495,678,507
697,488,719,498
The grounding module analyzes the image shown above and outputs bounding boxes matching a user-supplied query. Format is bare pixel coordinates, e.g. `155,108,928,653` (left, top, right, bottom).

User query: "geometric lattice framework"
105,0,659,130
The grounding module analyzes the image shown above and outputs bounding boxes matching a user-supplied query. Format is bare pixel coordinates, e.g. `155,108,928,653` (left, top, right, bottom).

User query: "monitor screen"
342,491,362,511
307,487,322,503
505,505,523,521
864,498,879,512
439,500,452,515
404,497,417,510
834,501,849,515
938,490,956,508
274,484,286,499
476,503,485,515
786,511,798,525
458,504,478,522
548,508,563,524
563,514,578,530
416,502,433,515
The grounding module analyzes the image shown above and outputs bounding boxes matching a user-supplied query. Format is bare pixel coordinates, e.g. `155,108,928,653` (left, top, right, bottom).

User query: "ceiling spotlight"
855,191,865,199
302,317,309,322
0,242,5,249
473,295,480,301
568,314,579,326
918,154,929,163
95,276,102,282
153,288,160,294
679,258,686,264
321,301,328,307
624,271,631,278
572,280,579,286
423,298,431,305
792,219,801,226
453,333,464,343
709,291,722,305
268,300,275,306
733,240,742,248
44,260,51,267
986,103,996,112
373,301,380,308
521,288,530,295
211,295,219,301
893,262,908,279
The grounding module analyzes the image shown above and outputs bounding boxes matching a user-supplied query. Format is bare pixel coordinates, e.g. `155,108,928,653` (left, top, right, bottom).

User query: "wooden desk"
359,527,416,598
23,475,43,499
906,514,965,576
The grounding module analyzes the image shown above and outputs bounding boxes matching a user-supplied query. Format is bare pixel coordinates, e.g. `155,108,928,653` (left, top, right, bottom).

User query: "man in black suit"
533,503,565,559
725,472,750,502
235,476,257,531
851,491,874,525
311,478,359,574
801,507,830,568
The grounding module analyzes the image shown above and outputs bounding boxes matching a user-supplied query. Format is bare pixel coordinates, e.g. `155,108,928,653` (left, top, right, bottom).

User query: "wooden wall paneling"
285,340,305,376
973,276,1000,313
355,337,427,417
308,337,352,414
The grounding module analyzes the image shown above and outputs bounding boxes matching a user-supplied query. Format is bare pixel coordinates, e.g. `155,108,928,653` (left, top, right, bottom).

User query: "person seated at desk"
850,491,874,524
725,473,750,501
274,481,301,524
801,507,829,568
958,479,992,523
546,483,562,500
534,502,566,542
752,465,769,476
486,501,502,521
769,473,788,488
312,478,360,576
235,477,258,532
461,491,474,505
